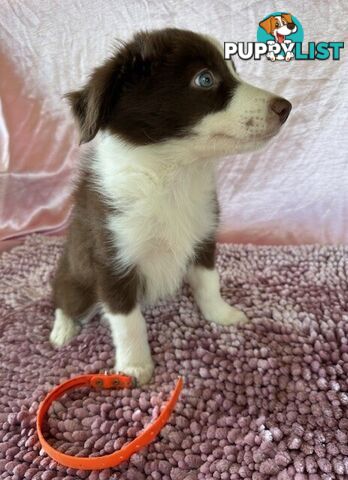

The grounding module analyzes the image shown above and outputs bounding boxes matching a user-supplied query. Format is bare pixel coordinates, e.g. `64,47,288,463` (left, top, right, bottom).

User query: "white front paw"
116,354,154,385
205,302,249,326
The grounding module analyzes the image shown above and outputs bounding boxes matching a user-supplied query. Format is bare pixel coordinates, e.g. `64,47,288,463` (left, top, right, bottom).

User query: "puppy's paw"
116,357,154,385
50,309,80,347
205,301,249,326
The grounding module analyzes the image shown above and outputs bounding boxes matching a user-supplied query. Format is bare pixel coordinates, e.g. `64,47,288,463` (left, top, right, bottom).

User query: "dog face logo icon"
257,12,303,62
259,13,297,44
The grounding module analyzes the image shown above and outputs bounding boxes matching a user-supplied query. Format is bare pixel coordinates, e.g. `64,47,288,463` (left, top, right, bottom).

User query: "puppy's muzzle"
270,98,292,125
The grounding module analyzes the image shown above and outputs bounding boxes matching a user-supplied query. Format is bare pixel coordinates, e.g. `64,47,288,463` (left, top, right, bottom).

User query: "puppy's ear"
259,17,274,34
282,13,293,24
65,59,120,144
65,89,96,144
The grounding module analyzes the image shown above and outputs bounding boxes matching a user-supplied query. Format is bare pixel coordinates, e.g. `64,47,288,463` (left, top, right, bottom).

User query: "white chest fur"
94,135,218,304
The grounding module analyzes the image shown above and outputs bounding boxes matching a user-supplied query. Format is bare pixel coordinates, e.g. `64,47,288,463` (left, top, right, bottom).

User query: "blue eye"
194,70,214,89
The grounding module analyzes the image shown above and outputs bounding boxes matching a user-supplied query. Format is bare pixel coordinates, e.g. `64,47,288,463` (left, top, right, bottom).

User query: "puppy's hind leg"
50,301,98,347
50,308,80,347
50,261,96,347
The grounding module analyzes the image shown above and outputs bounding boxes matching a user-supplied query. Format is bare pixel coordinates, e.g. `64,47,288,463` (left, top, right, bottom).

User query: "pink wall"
1,0,347,245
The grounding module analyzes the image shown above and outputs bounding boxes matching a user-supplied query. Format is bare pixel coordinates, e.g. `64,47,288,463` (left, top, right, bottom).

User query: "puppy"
50,28,292,384
259,13,297,44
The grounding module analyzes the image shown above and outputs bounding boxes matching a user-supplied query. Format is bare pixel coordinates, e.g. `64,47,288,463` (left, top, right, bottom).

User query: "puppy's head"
67,28,291,158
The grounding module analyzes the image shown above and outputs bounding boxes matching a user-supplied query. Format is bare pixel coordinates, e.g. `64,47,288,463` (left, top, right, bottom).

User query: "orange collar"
37,373,183,470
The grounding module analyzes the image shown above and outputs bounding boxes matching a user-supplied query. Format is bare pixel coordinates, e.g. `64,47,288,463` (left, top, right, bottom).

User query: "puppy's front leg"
104,306,154,385
99,264,154,385
188,239,248,326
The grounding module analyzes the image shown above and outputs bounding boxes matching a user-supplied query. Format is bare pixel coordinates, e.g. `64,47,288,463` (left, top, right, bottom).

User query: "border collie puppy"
50,28,291,384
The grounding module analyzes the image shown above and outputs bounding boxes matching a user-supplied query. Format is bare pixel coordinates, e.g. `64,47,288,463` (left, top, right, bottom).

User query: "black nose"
270,97,292,125
287,22,296,30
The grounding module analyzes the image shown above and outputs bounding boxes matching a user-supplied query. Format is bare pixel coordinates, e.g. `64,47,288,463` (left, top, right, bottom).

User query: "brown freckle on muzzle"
246,118,254,128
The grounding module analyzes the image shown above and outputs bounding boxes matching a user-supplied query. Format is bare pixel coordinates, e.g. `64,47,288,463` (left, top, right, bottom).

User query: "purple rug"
1,235,348,480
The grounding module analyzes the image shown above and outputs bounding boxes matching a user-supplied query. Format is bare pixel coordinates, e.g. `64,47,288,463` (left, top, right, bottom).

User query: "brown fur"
53,164,141,317
192,197,219,269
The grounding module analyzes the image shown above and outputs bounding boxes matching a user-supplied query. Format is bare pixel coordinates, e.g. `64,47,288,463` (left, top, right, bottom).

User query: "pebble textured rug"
1,235,348,480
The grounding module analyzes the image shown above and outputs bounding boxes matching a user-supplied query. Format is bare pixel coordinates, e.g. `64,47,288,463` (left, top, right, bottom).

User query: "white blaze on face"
192,81,277,145
188,36,280,157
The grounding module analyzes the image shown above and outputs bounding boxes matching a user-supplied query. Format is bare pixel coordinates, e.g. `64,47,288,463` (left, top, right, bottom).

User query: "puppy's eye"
194,70,214,89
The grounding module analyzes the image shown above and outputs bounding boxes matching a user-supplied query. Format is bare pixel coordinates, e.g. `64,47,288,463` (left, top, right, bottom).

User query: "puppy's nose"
270,97,292,124
287,22,296,30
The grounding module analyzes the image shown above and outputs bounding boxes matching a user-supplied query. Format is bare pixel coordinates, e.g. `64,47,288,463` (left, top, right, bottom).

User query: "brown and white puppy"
259,14,297,43
50,28,292,384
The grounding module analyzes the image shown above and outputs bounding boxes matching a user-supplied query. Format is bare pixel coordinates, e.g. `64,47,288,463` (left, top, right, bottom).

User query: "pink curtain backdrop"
1,0,347,245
